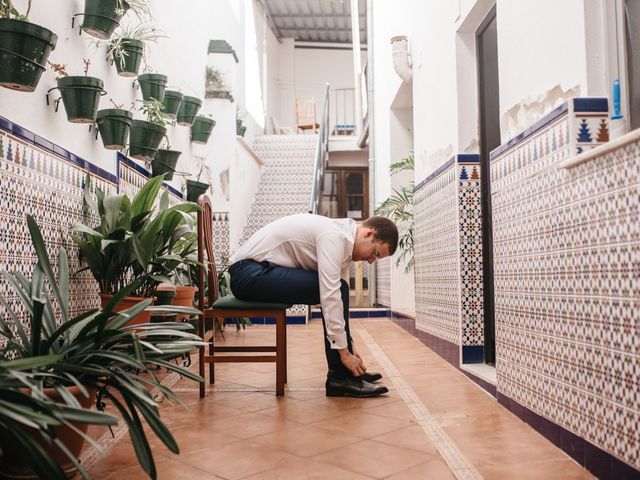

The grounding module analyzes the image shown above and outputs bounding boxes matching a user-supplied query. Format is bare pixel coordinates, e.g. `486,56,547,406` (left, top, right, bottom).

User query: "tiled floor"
83,318,594,479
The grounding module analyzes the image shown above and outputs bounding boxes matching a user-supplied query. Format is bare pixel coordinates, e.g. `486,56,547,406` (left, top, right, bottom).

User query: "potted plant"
186,157,210,202
129,98,167,161
176,95,202,126
80,0,150,40
162,89,183,118
204,67,233,101
375,152,415,271
95,99,133,150
0,0,58,92
49,59,105,123
72,175,202,324
152,139,181,180
236,107,247,137
138,71,168,102
108,22,165,77
191,114,216,144
0,214,203,479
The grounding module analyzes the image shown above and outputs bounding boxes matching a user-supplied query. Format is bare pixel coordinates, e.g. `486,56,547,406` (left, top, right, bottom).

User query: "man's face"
353,229,391,264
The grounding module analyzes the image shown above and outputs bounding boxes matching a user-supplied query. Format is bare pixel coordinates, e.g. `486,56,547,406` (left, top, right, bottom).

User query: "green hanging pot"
96,108,132,150
129,119,167,161
137,73,167,102
0,19,58,92
237,125,247,137
186,179,209,202
152,149,181,181
56,76,104,123
81,0,128,40
176,95,202,126
162,90,183,118
191,116,216,144
113,38,143,77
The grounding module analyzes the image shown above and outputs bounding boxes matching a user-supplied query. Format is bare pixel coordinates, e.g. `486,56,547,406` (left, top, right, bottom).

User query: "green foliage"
138,98,167,126
0,0,28,19
108,22,165,69
0,215,204,479
71,175,201,297
375,152,414,272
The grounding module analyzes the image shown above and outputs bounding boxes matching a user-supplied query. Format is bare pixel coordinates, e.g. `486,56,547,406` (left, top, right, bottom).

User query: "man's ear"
364,227,376,239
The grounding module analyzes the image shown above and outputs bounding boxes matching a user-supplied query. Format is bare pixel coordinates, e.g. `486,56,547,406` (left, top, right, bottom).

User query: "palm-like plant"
72,175,201,297
0,215,204,479
375,153,414,272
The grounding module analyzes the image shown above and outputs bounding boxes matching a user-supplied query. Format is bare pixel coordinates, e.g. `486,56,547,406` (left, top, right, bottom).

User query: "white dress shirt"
230,214,356,349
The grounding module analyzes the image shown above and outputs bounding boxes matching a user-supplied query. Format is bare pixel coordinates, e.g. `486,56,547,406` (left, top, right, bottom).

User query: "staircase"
240,134,318,244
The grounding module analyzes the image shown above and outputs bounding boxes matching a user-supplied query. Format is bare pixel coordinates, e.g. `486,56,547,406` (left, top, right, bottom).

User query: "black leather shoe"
325,375,388,398
358,371,382,383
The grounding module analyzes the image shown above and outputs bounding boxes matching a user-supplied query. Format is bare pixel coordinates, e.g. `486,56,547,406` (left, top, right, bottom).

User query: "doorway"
476,7,500,365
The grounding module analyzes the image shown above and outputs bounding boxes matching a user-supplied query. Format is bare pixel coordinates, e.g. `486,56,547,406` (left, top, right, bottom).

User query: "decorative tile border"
413,154,484,362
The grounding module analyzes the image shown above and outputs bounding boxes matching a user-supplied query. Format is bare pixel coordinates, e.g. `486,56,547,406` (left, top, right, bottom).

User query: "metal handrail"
308,82,331,214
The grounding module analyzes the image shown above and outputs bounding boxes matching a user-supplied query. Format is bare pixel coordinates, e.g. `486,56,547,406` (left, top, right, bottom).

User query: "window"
320,168,368,220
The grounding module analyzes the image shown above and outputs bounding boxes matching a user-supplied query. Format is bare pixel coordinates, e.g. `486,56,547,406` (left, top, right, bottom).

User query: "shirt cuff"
327,332,348,350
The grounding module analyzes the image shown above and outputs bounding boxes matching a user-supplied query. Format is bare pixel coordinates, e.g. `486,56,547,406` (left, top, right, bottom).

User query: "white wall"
0,0,247,201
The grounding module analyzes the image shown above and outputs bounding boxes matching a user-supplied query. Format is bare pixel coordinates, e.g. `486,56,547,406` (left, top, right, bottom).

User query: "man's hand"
338,348,367,377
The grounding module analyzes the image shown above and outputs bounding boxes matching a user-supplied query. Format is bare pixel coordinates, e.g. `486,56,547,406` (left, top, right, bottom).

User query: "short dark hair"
362,216,399,255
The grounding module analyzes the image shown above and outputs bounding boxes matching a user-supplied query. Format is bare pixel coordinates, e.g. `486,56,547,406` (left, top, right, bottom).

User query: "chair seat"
212,294,292,311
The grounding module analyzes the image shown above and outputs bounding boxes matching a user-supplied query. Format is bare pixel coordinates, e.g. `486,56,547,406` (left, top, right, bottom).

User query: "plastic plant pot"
151,149,181,181
186,179,209,202
161,89,182,118
81,0,127,40
129,119,167,161
113,38,143,77
96,108,132,150
190,116,216,144
56,76,104,123
137,72,167,102
176,95,202,126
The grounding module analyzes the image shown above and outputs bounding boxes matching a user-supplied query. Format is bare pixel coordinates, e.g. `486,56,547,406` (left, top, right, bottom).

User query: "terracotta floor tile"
242,458,374,479
250,423,362,457
384,457,457,480
313,438,432,478
371,424,440,455
178,440,301,480
208,411,300,439
478,459,596,479
309,410,412,439
257,397,348,424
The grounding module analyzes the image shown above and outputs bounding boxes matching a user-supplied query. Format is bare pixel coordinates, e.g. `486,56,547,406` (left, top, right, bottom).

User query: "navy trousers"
229,259,353,377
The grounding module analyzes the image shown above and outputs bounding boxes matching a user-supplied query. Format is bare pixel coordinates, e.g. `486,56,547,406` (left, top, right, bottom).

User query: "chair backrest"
295,99,317,130
197,194,219,309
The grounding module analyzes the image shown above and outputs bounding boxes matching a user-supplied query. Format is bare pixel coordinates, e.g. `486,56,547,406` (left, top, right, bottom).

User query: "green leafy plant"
107,22,165,69
0,0,29,19
375,152,414,272
115,0,152,20
0,215,204,479
71,175,201,297
204,67,232,100
138,98,167,126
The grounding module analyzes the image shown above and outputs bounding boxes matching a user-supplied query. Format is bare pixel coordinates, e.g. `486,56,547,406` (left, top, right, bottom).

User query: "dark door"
320,168,369,220
477,7,500,365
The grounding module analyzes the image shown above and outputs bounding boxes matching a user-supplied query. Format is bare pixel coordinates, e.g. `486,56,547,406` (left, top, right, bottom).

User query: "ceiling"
262,0,367,46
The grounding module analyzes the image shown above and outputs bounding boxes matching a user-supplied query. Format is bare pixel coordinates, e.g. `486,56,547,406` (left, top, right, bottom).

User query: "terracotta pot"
99,294,155,325
0,385,97,479
166,286,197,321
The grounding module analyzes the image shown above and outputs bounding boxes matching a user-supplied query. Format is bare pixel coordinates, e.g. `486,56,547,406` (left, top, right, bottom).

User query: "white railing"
309,82,331,214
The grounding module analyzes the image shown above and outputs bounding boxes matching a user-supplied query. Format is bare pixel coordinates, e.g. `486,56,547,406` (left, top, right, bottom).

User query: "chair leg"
275,311,286,396
283,316,288,383
209,317,216,384
199,314,205,398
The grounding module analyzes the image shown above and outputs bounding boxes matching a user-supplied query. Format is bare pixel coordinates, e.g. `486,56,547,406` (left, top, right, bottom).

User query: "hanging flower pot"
236,118,246,137
186,179,209,202
0,19,58,92
81,0,128,40
191,116,216,144
176,95,202,126
113,38,144,77
56,76,105,123
137,72,167,101
161,90,182,118
129,119,166,161
96,108,132,150
152,148,181,181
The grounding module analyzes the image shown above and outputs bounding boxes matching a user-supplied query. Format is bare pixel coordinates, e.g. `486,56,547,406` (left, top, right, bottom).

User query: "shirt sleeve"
316,232,349,349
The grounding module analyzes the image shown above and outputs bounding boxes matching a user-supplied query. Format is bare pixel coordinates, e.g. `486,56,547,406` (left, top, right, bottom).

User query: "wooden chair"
295,99,319,133
196,195,291,397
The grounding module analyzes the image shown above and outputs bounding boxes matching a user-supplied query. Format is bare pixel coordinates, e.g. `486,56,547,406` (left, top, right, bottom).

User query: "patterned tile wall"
490,98,639,469
414,159,459,344
413,154,483,350
0,119,229,337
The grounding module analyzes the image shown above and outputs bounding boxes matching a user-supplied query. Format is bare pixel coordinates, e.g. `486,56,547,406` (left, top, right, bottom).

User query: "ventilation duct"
391,35,412,82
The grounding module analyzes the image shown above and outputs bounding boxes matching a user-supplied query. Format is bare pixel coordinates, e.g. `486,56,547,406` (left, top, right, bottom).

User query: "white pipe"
367,0,376,306
391,35,412,82
350,0,364,134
